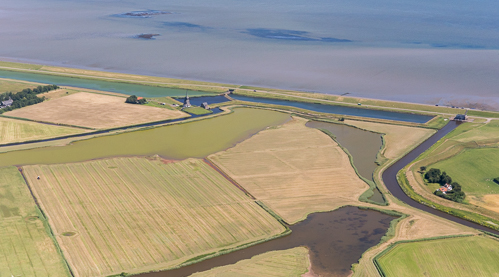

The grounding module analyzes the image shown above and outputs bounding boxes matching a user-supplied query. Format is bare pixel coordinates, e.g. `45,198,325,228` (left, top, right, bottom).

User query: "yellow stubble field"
209,117,369,224
23,157,286,277
5,92,188,129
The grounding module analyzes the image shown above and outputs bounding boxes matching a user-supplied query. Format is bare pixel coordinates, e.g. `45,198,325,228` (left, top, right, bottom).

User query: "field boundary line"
16,167,75,277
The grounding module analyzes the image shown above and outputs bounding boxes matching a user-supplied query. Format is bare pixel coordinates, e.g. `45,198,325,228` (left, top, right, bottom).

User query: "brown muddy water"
0,108,290,167
305,121,382,181
139,206,397,277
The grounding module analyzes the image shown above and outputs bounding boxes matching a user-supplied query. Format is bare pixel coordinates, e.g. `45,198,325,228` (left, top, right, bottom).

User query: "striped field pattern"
209,117,369,224
377,236,499,277
0,166,68,277
0,117,83,144
23,158,286,277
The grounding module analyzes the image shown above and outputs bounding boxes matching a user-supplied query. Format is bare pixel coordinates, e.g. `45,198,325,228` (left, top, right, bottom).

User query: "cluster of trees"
423,168,465,203
125,95,146,104
0,85,59,113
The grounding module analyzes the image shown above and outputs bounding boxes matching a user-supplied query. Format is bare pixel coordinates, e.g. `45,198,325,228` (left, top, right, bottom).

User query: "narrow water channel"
305,121,382,181
0,108,290,167
231,94,433,123
0,69,213,97
382,120,499,235
139,207,397,277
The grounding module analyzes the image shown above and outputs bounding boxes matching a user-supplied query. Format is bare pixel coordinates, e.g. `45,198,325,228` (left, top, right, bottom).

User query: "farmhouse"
0,98,13,108
436,183,453,194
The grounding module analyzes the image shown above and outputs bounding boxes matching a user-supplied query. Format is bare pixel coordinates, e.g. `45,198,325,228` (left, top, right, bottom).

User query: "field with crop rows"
5,92,189,129
377,235,499,277
0,116,84,144
0,166,68,276
23,157,286,277
344,120,435,160
209,117,369,224
191,247,310,277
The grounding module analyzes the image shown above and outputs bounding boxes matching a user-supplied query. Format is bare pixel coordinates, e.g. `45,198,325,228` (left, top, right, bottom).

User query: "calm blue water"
0,69,212,97
1,0,499,109
174,95,230,106
231,95,433,123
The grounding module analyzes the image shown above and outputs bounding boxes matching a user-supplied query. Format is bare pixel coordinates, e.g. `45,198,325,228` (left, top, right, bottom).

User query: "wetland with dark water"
0,106,398,276
140,207,397,277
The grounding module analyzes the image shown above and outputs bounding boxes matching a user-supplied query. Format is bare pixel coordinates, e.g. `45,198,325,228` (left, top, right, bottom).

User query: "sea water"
1,0,498,109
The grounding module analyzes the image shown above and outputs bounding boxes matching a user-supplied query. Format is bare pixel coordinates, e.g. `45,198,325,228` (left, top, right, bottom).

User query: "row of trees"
423,167,466,203
125,95,146,104
0,85,59,113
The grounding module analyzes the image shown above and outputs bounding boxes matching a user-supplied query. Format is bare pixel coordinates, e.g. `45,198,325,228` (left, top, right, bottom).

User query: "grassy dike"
3,60,499,120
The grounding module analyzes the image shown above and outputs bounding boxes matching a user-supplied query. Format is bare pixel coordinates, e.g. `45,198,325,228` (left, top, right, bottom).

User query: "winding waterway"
140,207,397,277
382,121,499,236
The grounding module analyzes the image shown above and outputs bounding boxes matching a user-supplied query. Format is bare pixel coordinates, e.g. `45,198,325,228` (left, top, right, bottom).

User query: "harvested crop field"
23,157,286,277
0,116,84,144
0,166,68,276
344,120,435,159
377,235,499,277
191,247,310,277
4,92,189,129
209,117,369,224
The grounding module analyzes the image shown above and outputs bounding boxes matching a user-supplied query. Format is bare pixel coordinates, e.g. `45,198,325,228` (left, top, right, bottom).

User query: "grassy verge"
374,235,499,277
183,106,213,115
0,166,70,276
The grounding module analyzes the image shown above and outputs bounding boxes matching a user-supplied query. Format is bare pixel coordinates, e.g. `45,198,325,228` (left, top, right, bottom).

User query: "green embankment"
183,106,213,115
190,247,310,277
0,166,69,276
377,235,499,277
398,120,499,230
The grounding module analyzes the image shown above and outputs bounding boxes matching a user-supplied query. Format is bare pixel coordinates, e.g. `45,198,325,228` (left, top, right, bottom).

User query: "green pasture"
184,106,213,115
431,148,499,196
0,166,68,276
377,236,499,277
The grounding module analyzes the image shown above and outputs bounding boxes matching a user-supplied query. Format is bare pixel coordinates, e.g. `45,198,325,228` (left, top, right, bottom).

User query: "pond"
140,206,397,277
231,94,433,123
0,108,290,167
0,69,213,97
306,121,382,181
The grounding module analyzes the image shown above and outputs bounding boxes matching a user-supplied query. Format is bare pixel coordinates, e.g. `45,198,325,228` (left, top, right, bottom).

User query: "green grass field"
0,116,84,144
377,236,499,277
0,78,39,93
0,166,69,276
183,106,213,115
23,157,286,276
431,148,499,196
191,247,310,277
